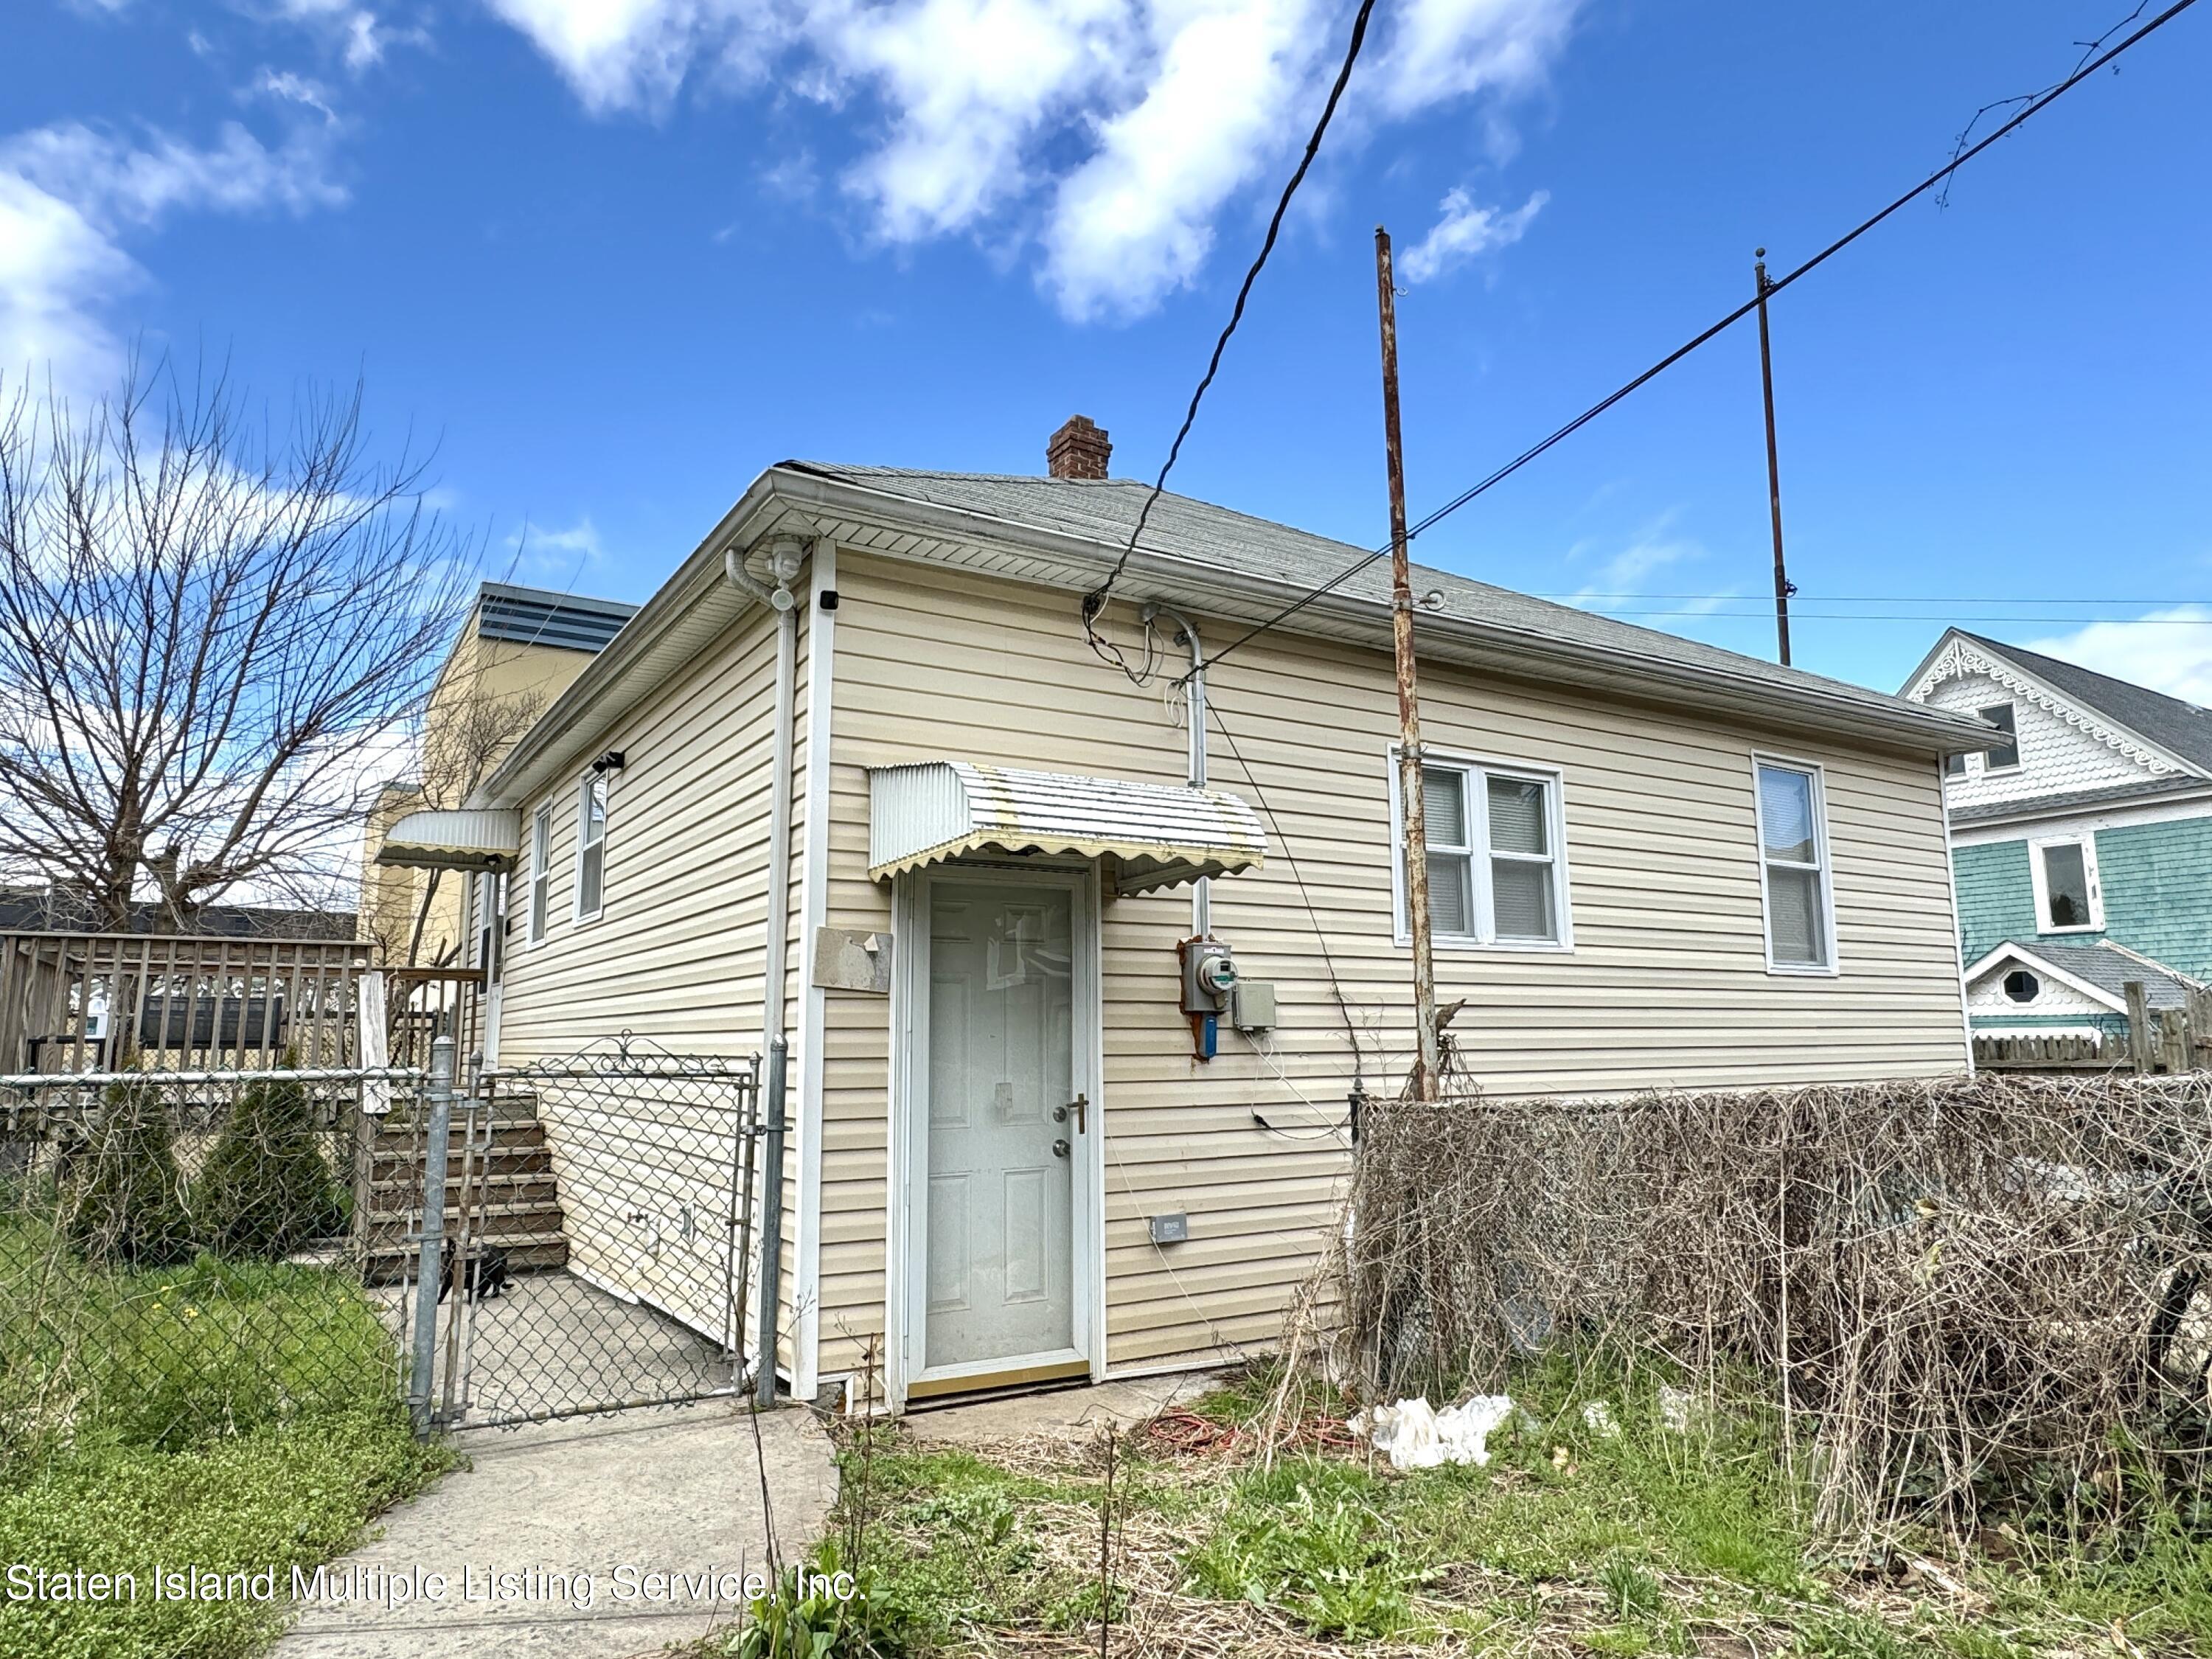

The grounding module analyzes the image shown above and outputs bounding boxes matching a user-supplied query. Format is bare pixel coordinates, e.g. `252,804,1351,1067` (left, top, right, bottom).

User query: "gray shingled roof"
0,886,356,939
1950,774,2212,826
476,581,639,653
1995,939,2199,1009
1964,633,2212,773
790,464,1953,730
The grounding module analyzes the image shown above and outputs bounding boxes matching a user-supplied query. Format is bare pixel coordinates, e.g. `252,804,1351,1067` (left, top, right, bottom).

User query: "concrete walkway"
275,1403,836,1659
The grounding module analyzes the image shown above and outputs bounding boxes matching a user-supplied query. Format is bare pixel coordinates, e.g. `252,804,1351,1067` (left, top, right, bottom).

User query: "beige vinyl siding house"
445,442,1988,1411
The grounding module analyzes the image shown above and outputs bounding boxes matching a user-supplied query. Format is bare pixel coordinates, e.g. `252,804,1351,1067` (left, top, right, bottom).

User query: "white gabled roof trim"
1962,942,2129,1014
868,761,1265,894
1904,629,2206,779
375,807,523,872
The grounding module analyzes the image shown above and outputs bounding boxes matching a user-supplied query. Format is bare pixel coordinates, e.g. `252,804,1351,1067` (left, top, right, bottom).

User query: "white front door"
919,876,1079,1372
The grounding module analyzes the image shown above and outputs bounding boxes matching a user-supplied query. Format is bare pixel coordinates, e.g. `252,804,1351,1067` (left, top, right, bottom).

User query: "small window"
1978,703,2019,771
2003,969,2039,1004
1393,754,1568,948
1754,759,1834,972
574,775,608,921
1944,751,1968,778
2033,836,2102,932
527,805,552,944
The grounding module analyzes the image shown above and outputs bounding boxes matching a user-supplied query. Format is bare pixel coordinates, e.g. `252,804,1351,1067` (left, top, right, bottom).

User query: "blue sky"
6,0,2209,703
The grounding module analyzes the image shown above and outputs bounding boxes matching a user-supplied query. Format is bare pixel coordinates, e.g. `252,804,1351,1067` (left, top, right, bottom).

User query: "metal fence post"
754,1033,787,1409
408,1032,456,1436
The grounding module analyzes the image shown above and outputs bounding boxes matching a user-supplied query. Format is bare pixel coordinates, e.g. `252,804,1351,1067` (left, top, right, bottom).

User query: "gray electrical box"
1180,939,1237,1015
1148,1212,1189,1245
1233,981,1276,1032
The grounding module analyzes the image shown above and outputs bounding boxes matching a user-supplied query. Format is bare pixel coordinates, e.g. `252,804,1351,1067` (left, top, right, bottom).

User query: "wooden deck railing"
0,931,378,1073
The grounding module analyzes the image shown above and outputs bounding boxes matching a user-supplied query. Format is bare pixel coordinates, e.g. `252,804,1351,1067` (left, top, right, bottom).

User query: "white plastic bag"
1352,1394,1517,1469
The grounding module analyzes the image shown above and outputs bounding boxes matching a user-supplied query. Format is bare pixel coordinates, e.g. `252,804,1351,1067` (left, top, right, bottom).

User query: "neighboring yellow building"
359,582,636,965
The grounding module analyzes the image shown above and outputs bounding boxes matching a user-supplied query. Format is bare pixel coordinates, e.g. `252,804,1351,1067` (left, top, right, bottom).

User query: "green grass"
0,1404,451,1659
0,1211,448,1659
4,1214,400,1461
717,1360,2212,1657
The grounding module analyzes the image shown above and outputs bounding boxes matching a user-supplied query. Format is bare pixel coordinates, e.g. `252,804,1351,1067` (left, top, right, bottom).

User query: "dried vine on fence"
1330,1073,2212,1543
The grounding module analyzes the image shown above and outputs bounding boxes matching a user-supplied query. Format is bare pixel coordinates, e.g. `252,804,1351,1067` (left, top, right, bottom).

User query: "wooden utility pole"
1374,226,1441,1102
1753,248,1793,667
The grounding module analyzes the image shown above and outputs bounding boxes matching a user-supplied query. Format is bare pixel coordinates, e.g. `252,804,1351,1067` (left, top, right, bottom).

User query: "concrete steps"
361,1093,568,1282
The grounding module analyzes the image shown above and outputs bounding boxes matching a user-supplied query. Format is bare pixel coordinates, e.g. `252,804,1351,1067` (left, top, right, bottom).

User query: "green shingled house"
1902,629,2212,1040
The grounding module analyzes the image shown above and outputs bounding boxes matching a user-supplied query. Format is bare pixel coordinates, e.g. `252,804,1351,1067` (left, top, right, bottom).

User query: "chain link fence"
2,1037,768,1463
1,1065,417,1471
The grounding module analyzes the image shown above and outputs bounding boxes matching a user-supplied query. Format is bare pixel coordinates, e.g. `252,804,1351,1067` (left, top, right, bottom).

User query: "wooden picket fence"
1974,984,2212,1075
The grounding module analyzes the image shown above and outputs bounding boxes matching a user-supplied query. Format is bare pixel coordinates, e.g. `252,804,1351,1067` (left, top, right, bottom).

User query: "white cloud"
2026,608,2212,709
507,516,608,574
1564,513,1716,612
249,0,412,74
1373,0,1580,114
480,0,1582,319
0,174,138,394
1399,184,1545,283
479,0,763,114
253,69,341,122
1042,0,1317,319
827,0,1132,243
0,120,345,398
1,121,344,226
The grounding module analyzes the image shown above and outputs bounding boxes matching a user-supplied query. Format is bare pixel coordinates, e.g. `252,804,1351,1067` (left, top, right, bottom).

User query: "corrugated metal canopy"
375,808,522,872
868,761,1265,894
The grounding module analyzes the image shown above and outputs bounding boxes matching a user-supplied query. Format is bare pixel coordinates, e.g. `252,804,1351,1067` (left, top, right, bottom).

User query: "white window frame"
2029,833,2104,933
526,804,552,946
573,773,608,925
1751,754,1840,977
1385,745,1573,953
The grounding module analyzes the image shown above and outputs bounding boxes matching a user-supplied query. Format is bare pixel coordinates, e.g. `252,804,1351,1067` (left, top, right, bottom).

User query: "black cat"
438,1239,512,1304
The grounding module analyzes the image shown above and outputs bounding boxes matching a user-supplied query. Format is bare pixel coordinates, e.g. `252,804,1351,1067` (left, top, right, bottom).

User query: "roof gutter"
473,474,799,807
766,465,1994,757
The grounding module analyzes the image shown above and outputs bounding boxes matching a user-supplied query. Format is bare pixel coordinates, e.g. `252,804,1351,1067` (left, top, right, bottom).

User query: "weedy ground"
0,1216,452,1659
704,1359,2212,1658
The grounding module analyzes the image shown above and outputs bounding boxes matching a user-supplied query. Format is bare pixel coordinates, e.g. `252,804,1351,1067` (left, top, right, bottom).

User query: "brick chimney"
1046,415,1111,481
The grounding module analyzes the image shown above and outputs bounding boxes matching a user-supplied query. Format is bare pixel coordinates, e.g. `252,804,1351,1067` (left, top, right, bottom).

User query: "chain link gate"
411,1039,765,1429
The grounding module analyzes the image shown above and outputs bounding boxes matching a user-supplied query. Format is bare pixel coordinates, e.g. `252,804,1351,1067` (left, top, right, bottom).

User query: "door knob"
1051,1138,1071,1159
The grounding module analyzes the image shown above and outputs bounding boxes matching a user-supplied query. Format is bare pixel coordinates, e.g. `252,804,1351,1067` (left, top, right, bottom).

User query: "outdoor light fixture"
590,751,626,776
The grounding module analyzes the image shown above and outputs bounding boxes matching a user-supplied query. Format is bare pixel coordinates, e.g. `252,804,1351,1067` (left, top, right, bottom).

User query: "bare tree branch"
0,360,476,930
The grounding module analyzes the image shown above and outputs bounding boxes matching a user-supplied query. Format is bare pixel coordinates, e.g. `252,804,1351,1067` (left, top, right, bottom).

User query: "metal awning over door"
867,761,1265,894
375,808,522,872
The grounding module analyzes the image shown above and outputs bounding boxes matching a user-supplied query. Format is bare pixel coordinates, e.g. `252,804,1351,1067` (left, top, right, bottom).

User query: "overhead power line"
1180,0,2201,685
1080,0,1380,680
1537,593,2212,605
1566,609,2212,625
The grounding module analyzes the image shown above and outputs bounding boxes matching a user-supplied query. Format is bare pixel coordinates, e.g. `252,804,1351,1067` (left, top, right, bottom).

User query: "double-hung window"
1754,758,1836,973
527,805,552,944
2031,835,2102,932
574,775,608,922
1393,751,1570,949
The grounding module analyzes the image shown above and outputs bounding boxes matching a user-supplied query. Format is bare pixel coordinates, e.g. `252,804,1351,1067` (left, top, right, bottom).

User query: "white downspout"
726,535,801,1391
726,537,803,1042
1145,603,1208,937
